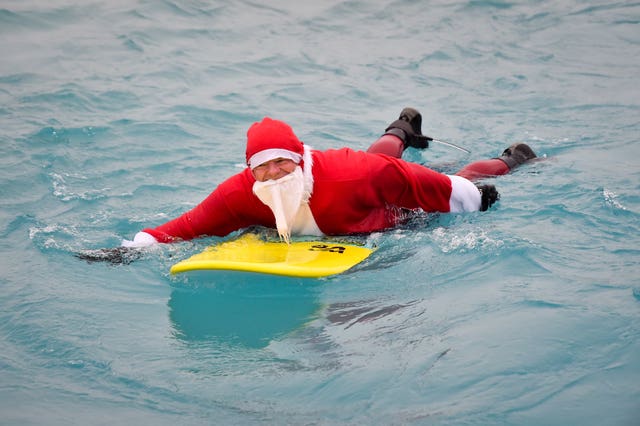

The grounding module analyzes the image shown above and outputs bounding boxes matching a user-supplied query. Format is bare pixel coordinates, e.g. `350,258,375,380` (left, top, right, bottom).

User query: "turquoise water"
1,0,639,424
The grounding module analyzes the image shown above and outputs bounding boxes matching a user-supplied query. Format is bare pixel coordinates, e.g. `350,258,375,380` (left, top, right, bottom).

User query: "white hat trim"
248,148,302,169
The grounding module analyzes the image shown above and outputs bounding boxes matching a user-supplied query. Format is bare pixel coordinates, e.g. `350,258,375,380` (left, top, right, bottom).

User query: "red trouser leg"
455,159,510,181
367,135,511,182
367,134,404,158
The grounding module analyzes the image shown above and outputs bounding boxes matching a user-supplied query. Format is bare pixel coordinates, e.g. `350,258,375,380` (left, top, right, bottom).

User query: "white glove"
121,231,158,248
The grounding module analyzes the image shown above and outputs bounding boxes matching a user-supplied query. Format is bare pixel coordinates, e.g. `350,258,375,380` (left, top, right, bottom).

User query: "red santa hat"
245,117,304,169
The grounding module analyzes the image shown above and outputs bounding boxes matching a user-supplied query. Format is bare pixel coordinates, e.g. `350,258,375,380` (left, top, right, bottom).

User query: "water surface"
1,1,639,424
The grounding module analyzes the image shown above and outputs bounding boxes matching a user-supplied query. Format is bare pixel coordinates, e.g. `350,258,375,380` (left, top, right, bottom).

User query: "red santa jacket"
144,148,454,242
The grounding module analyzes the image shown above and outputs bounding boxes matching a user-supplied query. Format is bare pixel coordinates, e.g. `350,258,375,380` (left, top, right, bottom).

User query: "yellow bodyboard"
170,233,373,278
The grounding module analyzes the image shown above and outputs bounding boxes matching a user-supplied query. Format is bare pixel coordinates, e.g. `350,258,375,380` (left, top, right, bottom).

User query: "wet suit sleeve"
143,170,274,243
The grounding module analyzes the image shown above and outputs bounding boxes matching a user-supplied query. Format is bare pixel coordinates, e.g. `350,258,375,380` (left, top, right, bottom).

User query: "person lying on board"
120,107,536,248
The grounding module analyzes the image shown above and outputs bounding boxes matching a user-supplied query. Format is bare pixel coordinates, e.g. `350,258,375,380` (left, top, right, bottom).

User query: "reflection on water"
168,273,322,349
326,299,419,329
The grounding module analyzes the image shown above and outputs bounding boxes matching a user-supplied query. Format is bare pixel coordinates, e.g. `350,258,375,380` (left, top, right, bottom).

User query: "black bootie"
497,143,537,169
384,107,433,149
476,184,500,211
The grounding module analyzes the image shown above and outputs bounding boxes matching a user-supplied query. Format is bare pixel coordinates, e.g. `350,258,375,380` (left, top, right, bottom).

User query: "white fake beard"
253,166,306,244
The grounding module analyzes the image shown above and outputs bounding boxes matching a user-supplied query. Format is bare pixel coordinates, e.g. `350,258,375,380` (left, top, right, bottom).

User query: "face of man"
251,158,298,182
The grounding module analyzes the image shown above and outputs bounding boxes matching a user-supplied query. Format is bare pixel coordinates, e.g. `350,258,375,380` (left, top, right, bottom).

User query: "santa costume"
119,117,487,247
